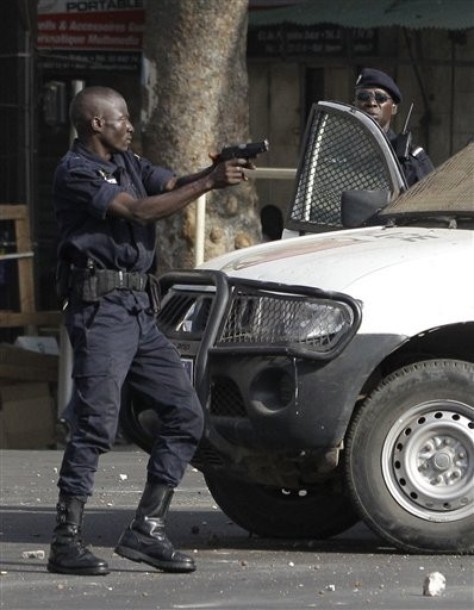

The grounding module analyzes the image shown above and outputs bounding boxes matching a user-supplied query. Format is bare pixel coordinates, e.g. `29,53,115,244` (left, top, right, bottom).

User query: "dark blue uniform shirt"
53,139,174,273
387,129,434,187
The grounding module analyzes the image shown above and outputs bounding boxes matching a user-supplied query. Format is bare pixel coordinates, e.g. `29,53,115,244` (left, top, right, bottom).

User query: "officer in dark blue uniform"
48,86,251,576
354,68,434,186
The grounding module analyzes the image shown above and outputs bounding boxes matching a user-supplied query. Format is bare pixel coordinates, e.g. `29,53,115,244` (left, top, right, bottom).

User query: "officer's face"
96,96,134,153
354,88,397,132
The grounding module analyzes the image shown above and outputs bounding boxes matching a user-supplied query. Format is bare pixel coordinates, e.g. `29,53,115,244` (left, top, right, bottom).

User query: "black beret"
355,68,402,104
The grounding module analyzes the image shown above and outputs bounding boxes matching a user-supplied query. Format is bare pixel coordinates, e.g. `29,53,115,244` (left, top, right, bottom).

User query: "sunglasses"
356,91,392,104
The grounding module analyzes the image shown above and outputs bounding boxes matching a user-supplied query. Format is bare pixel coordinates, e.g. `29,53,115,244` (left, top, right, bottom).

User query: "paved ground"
0,448,472,610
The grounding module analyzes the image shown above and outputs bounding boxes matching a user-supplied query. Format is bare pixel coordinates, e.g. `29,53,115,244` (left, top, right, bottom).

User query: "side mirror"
341,190,390,228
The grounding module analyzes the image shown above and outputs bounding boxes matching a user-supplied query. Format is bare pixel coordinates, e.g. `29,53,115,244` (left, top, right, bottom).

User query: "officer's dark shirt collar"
72,139,122,174
71,139,147,199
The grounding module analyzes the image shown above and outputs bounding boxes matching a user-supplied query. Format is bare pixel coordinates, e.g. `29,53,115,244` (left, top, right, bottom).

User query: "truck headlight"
218,289,360,359
286,301,354,342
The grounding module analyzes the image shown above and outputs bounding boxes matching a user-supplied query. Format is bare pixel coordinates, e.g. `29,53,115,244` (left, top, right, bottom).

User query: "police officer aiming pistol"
48,86,257,576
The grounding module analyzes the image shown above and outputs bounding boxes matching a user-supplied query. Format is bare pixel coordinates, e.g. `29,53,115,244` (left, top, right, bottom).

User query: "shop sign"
37,0,145,72
248,24,377,58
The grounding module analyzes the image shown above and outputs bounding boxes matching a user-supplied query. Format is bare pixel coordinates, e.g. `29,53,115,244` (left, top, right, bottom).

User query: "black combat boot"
115,483,195,573
47,494,109,575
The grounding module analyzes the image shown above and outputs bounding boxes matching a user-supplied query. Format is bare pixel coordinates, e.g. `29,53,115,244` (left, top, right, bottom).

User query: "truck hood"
199,226,472,292
199,226,474,335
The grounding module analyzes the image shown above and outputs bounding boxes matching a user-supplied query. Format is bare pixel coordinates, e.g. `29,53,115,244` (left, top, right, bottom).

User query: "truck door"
284,101,406,235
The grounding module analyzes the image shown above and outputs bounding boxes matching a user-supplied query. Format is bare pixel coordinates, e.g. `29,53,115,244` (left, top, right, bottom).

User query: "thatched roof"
380,142,474,217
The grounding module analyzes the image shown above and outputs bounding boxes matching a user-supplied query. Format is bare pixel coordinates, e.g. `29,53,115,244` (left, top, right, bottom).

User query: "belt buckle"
118,270,124,288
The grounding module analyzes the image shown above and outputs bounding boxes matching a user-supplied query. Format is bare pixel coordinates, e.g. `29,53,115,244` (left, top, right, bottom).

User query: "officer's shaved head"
70,86,125,136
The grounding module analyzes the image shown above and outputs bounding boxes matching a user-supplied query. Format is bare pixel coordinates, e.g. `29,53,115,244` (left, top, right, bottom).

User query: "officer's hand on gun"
208,140,269,188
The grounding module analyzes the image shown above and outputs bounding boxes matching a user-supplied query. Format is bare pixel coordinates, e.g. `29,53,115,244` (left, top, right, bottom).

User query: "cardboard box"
14,335,59,355
0,382,56,449
0,343,58,382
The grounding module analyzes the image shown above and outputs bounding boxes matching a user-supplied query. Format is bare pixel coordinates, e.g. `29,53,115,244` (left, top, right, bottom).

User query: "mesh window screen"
288,104,394,231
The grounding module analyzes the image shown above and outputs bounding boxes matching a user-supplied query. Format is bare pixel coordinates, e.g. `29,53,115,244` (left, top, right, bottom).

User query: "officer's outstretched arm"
107,159,246,224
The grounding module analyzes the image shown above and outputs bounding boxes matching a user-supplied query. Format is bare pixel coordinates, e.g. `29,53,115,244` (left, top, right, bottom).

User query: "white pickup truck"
122,102,474,554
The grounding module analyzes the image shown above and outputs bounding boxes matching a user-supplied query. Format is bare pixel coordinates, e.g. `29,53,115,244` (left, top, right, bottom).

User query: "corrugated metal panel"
249,0,474,30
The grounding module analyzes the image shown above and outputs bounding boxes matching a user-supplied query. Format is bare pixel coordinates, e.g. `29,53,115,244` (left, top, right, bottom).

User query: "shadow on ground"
0,504,392,556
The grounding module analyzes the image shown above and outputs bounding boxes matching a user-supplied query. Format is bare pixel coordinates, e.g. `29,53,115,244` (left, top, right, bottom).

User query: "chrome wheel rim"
382,400,474,522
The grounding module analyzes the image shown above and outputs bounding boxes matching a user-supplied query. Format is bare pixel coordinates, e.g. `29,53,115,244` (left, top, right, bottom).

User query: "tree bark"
142,0,261,274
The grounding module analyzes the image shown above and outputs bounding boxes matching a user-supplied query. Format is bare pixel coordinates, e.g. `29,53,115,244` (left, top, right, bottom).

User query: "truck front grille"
210,377,246,417
157,291,213,338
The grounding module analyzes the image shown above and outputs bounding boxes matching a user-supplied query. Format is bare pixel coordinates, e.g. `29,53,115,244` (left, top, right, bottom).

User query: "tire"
119,388,158,454
205,472,359,539
345,359,474,554
120,391,360,539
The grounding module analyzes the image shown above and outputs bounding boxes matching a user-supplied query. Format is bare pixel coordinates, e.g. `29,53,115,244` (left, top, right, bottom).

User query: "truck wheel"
205,473,359,539
345,359,474,554
119,388,157,454
122,392,360,539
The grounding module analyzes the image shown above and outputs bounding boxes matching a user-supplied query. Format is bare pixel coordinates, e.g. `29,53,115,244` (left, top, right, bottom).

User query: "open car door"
284,101,407,236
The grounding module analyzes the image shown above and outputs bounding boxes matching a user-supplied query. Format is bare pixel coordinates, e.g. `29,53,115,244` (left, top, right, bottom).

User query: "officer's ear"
91,116,104,133
391,104,398,116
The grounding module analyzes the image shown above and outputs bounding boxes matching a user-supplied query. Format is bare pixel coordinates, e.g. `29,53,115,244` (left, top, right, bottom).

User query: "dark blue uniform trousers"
58,292,204,497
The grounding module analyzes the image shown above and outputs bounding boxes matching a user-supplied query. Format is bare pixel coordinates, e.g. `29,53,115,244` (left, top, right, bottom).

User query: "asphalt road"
0,448,472,610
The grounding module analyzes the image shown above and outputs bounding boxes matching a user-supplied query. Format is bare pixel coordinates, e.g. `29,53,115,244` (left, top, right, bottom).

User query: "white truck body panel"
199,226,474,335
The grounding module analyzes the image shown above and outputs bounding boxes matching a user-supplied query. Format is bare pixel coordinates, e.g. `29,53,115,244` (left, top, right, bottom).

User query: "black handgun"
219,139,269,161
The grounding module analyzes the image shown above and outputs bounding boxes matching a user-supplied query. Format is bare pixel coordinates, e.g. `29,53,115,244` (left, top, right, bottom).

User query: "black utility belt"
71,268,149,302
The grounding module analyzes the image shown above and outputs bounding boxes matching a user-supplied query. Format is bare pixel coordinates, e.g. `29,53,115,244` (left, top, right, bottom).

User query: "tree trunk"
142,0,261,274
